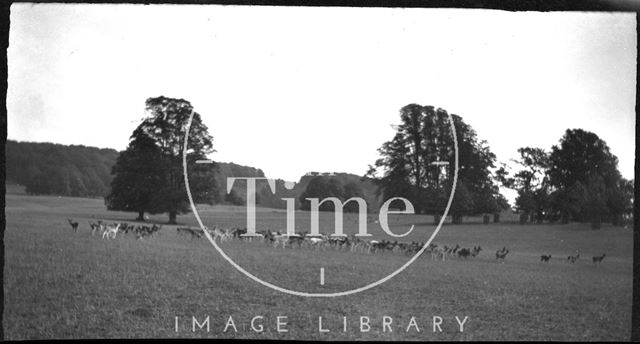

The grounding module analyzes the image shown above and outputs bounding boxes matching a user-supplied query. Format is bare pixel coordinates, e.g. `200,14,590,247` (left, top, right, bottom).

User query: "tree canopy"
498,129,633,228
104,128,166,220
105,96,218,223
548,129,629,227
367,104,505,222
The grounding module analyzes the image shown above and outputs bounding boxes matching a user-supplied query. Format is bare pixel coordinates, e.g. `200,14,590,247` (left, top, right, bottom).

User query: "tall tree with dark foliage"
105,128,165,220
106,96,218,224
547,129,626,227
367,104,504,223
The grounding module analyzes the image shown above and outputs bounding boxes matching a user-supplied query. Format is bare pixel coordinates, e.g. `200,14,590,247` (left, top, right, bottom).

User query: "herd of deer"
539,251,607,264
174,226,496,261
66,219,608,264
67,218,162,240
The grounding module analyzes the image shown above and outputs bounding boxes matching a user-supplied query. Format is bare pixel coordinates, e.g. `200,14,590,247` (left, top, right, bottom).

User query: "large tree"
105,128,165,220
106,96,218,224
368,104,503,222
548,129,620,191
547,129,625,226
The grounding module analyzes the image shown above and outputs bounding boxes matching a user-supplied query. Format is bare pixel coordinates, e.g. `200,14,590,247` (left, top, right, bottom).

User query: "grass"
3,194,633,340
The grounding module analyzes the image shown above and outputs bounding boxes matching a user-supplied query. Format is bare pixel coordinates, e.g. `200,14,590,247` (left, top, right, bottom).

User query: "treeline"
215,162,298,208
6,140,119,197
366,104,633,228
8,99,633,229
297,173,381,213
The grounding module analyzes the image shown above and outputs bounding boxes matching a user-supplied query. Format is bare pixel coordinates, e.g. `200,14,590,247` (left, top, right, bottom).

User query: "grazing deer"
135,224,161,239
188,227,203,240
496,247,509,263
237,229,263,243
540,254,551,262
220,228,234,242
177,226,201,240
272,234,289,249
231,227,247,238
102,223,121,239
89,221,103,236
122,223,137,236
288,234,304,248
407,241,424,256
306,235,325,250
445,244,460,256
593,253,606,264
367,240,381,254
356,238,370,253
67,219,79,232
567,251,580,263
204,226,225,242
458,248,472,259
432,246,446,261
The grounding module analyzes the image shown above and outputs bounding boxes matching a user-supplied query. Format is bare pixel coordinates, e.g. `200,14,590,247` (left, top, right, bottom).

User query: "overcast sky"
8,4,637,194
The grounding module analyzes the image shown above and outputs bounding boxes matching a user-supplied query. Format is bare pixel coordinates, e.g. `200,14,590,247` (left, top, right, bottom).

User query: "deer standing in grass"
593,253,606,264
67,219,79,232
496,247,509,263
102,223,121,240
568,251,580,263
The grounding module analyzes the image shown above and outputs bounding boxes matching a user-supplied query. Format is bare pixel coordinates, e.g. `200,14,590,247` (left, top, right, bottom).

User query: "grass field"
3,193,633,340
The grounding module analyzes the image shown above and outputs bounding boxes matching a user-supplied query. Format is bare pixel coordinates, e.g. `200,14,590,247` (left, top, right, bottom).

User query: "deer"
102,223,121,240
568,251,580,263
593,253,606,264
458,248,472,259
67,219,79,232
89,221,104,236
432,246,446,261
496,247,509,263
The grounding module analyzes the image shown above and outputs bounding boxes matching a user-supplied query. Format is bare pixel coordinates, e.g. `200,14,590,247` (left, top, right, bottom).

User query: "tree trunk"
136,211,145,221
483,214,490,224
561,212,570,224
453,214,463,224
493,213,500,223
433,215,441,225
169,211,177,224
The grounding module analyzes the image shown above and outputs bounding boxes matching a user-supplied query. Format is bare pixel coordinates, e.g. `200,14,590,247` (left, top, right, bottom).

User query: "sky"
8,5,637,199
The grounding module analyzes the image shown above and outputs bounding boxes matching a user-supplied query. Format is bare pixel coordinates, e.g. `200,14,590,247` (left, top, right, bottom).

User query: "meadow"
3,193,633,340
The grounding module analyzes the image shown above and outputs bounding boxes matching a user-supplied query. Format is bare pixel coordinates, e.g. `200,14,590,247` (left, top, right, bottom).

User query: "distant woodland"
6,140,119,197
5,140,380,210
